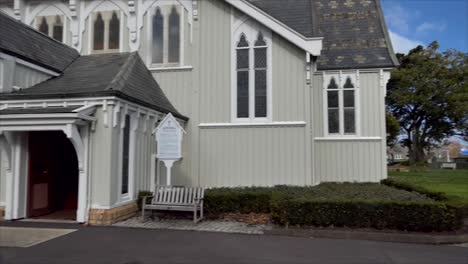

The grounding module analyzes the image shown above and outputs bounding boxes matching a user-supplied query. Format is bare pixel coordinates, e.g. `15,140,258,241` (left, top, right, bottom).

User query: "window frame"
35,14,67,43
89,10,124,54
147,4,185,68
118,111,137,203
323,72,360,137
231,18,272,123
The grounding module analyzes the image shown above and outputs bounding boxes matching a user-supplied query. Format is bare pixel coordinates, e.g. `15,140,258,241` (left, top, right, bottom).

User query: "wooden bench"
142,186,205,223
441,163,456,170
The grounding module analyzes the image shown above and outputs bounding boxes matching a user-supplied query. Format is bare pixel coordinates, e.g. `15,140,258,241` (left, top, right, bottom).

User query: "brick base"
88,202,138,226
0,206,4,221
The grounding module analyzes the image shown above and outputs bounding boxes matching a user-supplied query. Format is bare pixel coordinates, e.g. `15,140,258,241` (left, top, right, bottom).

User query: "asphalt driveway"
0,223,467,264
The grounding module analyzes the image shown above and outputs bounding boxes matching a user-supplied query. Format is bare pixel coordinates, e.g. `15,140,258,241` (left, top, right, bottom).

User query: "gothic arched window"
52,15,63,42
152,8,164,64
93,12,105,50
108,11,120,50
236,34,250,118
254,32,267,117
325,75,357,135
168,6,180,63
38,17,48,35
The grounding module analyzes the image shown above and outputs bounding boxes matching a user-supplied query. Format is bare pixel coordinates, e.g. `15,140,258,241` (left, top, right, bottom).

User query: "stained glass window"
38,17,48,35
168,6,180,63
108,12,120,49
93,13,104,50
152,8,164,64
52,16,63,42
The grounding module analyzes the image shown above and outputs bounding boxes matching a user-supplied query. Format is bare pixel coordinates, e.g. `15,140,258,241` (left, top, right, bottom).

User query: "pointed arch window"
52,15,63,42
36,15,65,43
149,5,183,66
93,13,105,50
233,26,272,122
38,17,48,35
152,8,164,64
108,11,120,50
325,74,358,135
92,11,121,53
254,32,267,118
168,6,180,63
236,34,250,118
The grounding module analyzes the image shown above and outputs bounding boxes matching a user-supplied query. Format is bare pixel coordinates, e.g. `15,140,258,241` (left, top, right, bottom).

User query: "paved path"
1,224,467,264
115,216,268,234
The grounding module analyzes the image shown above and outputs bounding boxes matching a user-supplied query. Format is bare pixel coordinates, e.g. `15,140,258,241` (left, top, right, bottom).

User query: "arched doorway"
28,131,79,220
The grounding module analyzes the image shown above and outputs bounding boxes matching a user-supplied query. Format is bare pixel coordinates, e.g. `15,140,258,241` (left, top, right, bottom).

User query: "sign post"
154,113,184,186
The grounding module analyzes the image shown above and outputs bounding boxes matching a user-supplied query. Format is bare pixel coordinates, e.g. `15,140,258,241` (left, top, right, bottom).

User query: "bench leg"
141,206,145,222
193,206,198,224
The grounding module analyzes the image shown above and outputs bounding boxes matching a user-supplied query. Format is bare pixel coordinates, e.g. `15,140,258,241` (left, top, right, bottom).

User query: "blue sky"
381,0,468,54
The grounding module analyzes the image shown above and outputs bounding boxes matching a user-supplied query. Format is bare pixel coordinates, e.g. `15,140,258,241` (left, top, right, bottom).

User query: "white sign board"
154,113,185,186
155,113,184,160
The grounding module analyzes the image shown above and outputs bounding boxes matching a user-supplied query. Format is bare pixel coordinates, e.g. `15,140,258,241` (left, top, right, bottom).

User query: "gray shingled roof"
0,52,187,120
0,11,79,72
246,0,398,70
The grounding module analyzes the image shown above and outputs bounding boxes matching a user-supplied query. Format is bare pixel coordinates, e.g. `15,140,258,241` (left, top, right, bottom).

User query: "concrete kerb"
264,227,468,245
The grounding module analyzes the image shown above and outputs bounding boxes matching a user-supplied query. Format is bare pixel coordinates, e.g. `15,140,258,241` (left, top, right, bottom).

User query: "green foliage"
386,111,400,147
137,190,153,210
204,187,272,215
204,184,463,231
387,42,468,163
270,197,461,232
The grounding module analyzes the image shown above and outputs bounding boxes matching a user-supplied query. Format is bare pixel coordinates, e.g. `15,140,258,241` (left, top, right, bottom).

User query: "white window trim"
146,3,185,68
231,13,272,123
323,71,361,137
88,9,124,54
117,109,136,203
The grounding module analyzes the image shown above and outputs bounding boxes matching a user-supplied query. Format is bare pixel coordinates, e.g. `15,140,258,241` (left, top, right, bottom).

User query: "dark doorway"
28,131,79,220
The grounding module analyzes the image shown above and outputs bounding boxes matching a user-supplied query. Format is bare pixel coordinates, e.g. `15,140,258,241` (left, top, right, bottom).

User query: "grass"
388,169,468,203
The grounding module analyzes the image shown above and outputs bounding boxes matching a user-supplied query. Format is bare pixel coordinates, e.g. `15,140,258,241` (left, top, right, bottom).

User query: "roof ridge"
0,11,78,54
106,52,138,91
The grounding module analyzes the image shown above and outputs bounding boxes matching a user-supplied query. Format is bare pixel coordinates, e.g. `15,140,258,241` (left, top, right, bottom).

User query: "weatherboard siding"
13,64,51,89
310,71,387,183
314,140,386,183
199,126,308,187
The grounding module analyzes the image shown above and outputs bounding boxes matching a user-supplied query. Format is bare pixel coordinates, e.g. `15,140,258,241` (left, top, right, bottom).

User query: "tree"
387,41,468,164
386,111,400,147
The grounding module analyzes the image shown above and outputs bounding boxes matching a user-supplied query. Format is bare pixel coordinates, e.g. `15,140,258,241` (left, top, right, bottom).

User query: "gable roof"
242,0,399,70
0,11,79,72
0,52,187,120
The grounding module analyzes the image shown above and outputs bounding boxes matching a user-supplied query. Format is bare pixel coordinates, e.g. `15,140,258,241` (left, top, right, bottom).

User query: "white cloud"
389,31,423,54
384,3,412,34
416,22,446,34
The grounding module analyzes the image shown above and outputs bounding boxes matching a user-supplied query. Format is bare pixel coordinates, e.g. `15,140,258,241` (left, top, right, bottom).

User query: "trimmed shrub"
381,179,448,201
270,193,462,231
204,184,464,231
204,187,272,215
137,190,153,210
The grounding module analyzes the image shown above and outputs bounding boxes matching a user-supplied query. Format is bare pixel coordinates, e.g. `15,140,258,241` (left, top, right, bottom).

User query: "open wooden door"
28,132,53,217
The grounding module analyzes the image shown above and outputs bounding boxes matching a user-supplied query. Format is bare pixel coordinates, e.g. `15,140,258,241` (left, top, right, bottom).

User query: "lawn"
388,169,468,203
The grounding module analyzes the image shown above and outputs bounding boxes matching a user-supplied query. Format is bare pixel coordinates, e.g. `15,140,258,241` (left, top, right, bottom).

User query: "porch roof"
0,106,79,115
0,52,188,121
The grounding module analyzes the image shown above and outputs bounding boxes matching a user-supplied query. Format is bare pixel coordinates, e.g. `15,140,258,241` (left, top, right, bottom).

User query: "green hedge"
204,184,464,231
270,195,462,232
204,187,272,215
